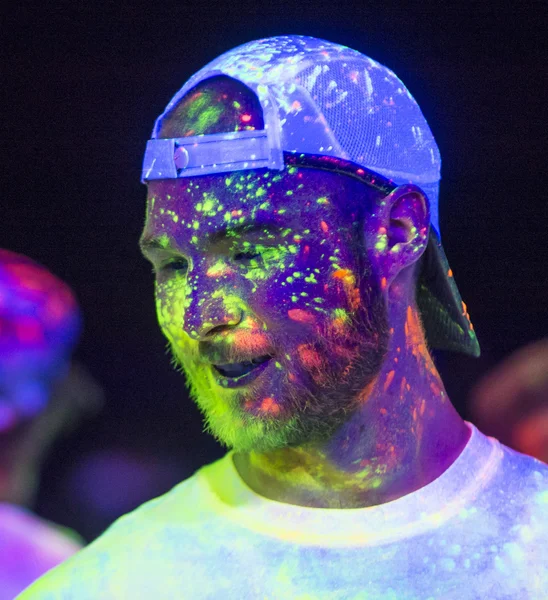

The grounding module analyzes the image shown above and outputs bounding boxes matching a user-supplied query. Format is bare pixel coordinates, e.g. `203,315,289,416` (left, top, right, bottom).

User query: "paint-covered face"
141,167,389,452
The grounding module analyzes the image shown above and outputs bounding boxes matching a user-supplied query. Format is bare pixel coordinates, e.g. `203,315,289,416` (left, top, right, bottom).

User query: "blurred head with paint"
0,249,81,504
140,36,480,507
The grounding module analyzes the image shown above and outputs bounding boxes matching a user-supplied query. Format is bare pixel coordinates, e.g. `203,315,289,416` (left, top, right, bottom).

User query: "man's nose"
183,295,243,340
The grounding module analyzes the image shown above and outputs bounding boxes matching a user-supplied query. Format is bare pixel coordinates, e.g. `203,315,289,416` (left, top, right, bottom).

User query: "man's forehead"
145,165,362,211
142,166,363,253
147,168,295,201
143,170,299,250
144,167,315,232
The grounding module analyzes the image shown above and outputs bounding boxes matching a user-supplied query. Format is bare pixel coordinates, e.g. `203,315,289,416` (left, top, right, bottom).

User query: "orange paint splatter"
331,317,347,335
347,287,361,310
331,269,360,309
405,306,438,378
430,381,442,397
447,269,453,277
461,301,474,330
357,377,377,404
332,268,351,281
297,344,324,369
381,276,387,290
320,221,329,233
230,331,271,356
287,309,316,325
383,369,395,392
259,397,280,415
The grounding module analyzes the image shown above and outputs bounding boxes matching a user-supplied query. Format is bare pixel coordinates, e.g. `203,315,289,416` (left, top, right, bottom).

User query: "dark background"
2,1,547,540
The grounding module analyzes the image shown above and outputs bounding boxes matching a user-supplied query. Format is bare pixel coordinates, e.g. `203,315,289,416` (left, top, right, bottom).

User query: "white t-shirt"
0,504,82,599
18,423,547,599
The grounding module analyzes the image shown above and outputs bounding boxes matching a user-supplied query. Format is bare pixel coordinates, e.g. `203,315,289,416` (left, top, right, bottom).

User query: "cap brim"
417,228,480,357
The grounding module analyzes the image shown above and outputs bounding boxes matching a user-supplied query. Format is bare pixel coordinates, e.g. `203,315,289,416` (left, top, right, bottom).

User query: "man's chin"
200,408,303,453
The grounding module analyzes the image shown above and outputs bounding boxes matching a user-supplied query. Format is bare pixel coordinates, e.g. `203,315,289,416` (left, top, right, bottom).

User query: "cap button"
174,145,190,170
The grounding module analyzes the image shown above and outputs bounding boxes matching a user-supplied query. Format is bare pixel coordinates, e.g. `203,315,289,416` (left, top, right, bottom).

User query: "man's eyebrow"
139,237,175,254
139,220,287,255
209,221,286,244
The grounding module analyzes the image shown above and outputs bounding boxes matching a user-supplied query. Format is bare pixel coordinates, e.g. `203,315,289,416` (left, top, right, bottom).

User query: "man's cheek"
155,289,186,346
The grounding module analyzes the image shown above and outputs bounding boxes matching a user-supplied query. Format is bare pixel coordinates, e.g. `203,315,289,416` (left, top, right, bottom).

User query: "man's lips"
212,354,273,378
209,354,274,388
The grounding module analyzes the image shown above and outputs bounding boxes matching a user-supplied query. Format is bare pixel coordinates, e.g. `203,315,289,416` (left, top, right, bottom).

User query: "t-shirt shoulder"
16,463,216,598
495,440,547,511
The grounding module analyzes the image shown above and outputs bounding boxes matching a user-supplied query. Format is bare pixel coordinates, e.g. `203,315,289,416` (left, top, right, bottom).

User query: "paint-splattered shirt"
18,424,547,599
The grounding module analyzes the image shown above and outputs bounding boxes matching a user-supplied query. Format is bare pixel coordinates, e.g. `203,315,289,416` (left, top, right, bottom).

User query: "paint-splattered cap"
143,35,479,356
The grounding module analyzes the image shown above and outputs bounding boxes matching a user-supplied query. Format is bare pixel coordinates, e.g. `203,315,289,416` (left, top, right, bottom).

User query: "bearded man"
20,36,547,599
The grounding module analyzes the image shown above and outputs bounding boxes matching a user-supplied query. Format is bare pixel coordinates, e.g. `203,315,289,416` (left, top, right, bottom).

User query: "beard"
273,290,390,449
168,277,390,454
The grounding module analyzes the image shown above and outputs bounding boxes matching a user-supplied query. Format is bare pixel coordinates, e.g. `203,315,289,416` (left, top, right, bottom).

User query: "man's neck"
234,298,470,509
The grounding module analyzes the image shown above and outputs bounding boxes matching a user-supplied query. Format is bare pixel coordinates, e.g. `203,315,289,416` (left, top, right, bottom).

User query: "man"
20,35,546,599
0,250,85,598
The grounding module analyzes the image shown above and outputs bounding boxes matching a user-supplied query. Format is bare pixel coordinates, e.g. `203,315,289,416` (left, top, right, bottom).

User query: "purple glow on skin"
142,163,470,507
142,167,389,455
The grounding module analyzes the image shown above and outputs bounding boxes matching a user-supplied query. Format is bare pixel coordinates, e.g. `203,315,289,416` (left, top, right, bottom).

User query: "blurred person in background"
60,445,187,541
0,249,101,598
470,338,548,463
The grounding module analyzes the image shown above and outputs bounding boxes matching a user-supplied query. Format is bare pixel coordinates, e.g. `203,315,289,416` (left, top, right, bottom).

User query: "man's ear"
365,184,430,287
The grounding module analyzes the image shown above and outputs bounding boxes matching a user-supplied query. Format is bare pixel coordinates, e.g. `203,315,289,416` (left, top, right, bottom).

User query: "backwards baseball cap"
142,35,480,357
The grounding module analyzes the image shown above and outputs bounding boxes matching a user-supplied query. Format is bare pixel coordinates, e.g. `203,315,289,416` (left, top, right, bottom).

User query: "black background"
2,1,547,540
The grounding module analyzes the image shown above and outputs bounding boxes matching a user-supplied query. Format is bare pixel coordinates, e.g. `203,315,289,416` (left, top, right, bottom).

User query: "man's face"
142,167,388,452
